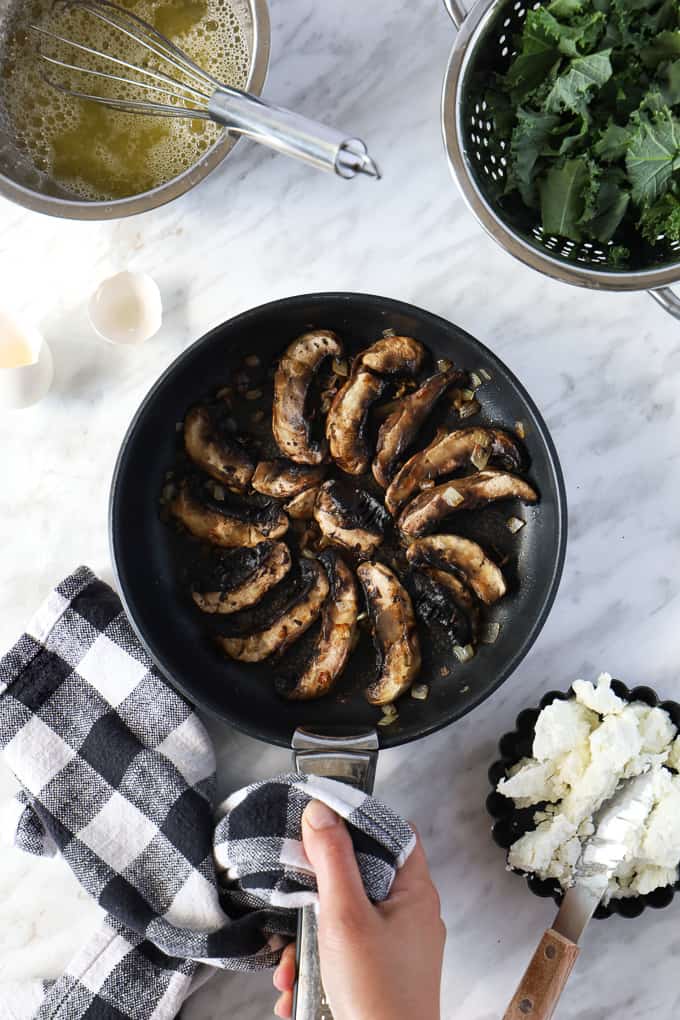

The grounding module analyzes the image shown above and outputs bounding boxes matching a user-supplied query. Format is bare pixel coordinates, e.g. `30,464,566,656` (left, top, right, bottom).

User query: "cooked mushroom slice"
191,542,292,615
357,561,421,705
252,459,326,499
385,427,524,515
184,404,254,492
412,567,478,646
372,366,463,488
406,535,506,605
326,370,386,475
285,485,321,520
326,336,426,475
217,558,330,662
170,481,288,548
399,470,538,538
314,479,389,559
273,330,343,465
356,335,426,375
277,552,359,700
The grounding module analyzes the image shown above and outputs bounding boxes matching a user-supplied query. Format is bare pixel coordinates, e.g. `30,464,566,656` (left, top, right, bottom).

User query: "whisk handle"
208,90,379,178
443,0,468,28
649,286,680,320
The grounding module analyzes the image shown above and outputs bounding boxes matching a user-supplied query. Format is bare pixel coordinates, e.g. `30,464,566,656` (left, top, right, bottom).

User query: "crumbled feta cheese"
572,673,624,716
507,815,577,875
533,698,596,762
498,675,680,900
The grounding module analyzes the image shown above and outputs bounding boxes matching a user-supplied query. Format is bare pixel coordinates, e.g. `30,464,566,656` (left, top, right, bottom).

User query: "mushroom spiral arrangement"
162,330,539,714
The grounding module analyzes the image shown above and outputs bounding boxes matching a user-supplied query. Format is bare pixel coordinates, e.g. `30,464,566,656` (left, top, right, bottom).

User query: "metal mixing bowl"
440,0,680,319
0,0,270,219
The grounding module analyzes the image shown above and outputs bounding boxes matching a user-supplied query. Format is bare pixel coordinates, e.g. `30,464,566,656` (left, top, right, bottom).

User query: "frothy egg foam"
0,0,251,200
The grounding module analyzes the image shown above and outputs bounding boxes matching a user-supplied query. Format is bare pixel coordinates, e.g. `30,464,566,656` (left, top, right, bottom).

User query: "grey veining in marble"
2,0,680,1018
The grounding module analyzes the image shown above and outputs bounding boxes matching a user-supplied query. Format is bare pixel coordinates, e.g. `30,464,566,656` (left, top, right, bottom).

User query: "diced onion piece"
437,357,453,371
460,387,476,403
514,420,526,439
506,516,525,534
471,443,490,470
443,485,464,507
411,684,430,700
469,371,483,390
382,328,396,338
212,484,226,502
332,357,349,377
381,702,398,717
480,622,501,645
453,643,475,663
300,547,317,559
378,713,399,726
421,479,435,490
356,611,368,622
479,368,492,382
459,399,481,420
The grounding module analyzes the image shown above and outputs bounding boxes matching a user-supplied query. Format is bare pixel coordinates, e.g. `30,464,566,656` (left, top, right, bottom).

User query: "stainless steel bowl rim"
440,0,680,294
0,0,271,220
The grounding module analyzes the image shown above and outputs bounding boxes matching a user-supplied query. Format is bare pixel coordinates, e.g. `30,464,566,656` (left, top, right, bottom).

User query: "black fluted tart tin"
487,679,680,919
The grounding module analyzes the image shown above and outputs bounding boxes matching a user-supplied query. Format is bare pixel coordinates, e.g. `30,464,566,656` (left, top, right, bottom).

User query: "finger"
274,990,293,1019
302,800,371,918
388,830,432,896
273,944,297,992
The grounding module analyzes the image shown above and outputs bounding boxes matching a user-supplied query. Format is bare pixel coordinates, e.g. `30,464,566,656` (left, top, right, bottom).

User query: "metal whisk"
32,0,380,179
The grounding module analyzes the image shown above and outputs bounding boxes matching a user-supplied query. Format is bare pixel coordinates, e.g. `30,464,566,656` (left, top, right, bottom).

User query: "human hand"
272,800,445,1020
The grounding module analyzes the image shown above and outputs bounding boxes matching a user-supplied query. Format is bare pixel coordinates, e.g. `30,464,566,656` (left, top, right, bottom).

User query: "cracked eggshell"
88,271,162,346
0,308,53,410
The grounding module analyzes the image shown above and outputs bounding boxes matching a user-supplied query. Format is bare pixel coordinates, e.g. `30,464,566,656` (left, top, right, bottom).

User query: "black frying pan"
109,292,567,750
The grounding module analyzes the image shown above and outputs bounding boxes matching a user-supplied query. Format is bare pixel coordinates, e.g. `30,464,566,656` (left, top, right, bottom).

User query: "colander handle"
443,0,468,28
649,287,680,320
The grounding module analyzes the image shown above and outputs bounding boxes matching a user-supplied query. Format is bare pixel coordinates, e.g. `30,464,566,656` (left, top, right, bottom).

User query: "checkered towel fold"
0,567,415,1020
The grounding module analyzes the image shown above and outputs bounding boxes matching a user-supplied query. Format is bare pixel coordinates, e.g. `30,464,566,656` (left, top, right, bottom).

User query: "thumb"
302,800,371,920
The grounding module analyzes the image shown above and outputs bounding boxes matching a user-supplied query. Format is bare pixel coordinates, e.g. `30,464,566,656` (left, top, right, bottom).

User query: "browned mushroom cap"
217,558,330,662
273,330,343,465
184,404,254,492
357,561,421,705
326,370,386,475
285,485,321,520
326,335,426,476
170,480,288,548
372,366,463,489
251,460,326,499
191,542,292,615
356,335,426,375
313,479,388,559
399,470,538,538
385,427,523,515
412,566,479,645
406,535,506,605
277,551,359,700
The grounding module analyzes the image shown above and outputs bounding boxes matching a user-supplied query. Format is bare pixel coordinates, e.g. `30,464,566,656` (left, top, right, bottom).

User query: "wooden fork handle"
504,929,580,1020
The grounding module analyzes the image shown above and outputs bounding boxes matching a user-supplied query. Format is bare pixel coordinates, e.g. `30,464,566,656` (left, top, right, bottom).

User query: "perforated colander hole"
475,103,481,114
481,100,488,111
490,155,497,164
501,46,509,55
500,156,508,166
499,140,507,150
503,16,511,24
499,33,507,42
483,138,489,147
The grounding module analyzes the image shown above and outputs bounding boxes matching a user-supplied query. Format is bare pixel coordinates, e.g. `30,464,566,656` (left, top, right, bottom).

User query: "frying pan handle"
443,0,468,29
291,728,379,1020
648,286,680,320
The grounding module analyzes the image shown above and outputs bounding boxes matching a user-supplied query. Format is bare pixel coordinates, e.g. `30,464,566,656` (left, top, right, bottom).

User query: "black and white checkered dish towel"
0,567,415,1020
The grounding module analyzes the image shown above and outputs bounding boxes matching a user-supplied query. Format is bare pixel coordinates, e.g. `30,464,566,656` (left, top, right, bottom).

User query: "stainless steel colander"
441,0,680,320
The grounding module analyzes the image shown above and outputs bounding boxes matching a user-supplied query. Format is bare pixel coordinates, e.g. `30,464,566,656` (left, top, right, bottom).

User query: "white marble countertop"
2,1,680,1017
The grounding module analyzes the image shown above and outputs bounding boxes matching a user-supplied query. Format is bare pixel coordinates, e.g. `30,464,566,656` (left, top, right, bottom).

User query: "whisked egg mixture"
0,1,250,200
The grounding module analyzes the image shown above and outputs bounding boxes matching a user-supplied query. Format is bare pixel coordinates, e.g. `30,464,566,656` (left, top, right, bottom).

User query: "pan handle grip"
648,286,680,320
291,729,379,1020
443,0,468,29
503,929,580,1020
